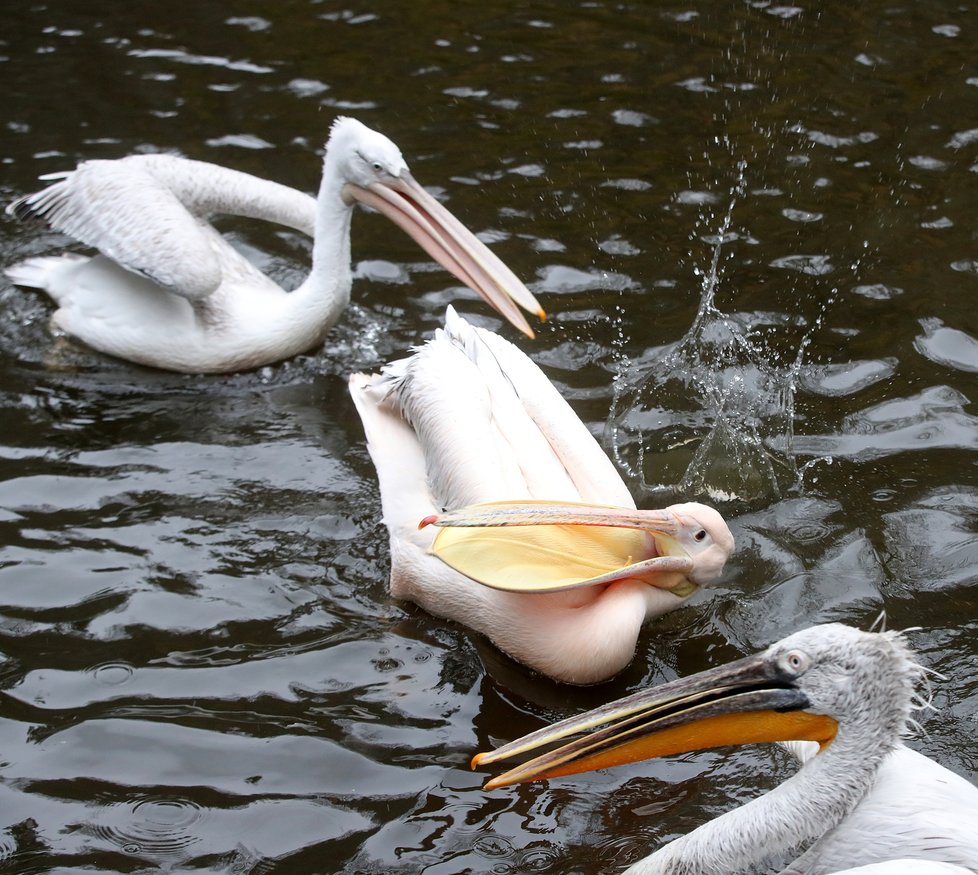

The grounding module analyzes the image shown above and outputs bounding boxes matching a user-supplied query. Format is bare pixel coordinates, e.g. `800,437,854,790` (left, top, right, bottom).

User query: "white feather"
6,117,542,373
349,307,733,685
611,626,978,875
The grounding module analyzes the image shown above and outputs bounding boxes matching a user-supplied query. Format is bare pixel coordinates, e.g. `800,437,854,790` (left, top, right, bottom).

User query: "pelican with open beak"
350,307,734,685
420,500,722,597
473,623,978,873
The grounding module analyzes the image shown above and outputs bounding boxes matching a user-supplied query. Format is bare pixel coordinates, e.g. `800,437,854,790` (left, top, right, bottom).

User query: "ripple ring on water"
92,795,205,858
89,662,135,687
519,846,560,871
786,522,830,542
473,834,514,858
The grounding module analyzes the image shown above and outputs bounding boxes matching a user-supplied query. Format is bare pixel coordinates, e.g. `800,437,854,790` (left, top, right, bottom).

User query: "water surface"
2,3,977,873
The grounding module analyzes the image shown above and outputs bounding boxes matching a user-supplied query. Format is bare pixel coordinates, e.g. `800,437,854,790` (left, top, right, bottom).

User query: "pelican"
473,623,978,873
348,307,734,684
4,117,544,373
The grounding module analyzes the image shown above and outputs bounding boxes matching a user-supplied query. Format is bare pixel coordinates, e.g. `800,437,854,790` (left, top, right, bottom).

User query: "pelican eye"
355,151,385,174
782,650,811,675
694,529,707,542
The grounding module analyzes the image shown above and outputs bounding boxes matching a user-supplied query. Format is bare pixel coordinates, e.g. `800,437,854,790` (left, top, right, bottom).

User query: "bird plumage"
776,746,977,875
472,624,978,873
6,117,542,373
349,307,733,684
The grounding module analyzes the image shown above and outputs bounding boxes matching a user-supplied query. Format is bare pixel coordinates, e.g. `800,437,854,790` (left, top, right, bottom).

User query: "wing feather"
472,323,633,507
7,154,317,301
442,308,580,500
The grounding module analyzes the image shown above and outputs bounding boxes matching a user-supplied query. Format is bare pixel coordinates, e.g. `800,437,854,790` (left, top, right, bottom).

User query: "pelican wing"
442,308,581,501
382,307,633,508
381,308,578,510
473,325,634,507
8,154,316,300
382,338,529,512
354,306,638,531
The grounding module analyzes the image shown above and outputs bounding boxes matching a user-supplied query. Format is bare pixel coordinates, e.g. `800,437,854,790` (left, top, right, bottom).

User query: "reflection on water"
1,2,977,874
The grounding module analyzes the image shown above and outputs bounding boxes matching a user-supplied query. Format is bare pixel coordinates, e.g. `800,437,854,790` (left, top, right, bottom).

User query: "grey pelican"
5,117,543,373
349,307,734,684
473,623,978,872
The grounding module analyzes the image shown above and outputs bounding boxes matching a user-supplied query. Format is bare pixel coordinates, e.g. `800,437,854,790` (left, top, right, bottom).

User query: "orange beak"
472,649,838,790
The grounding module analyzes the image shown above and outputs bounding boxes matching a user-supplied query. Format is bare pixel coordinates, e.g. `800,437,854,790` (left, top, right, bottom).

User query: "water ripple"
89,662,135,687
91,795,205,859
518,845,560,870
127,47,273,74
800,359,896,396
472,835,513,858
784,522,831,543
851,283,903,300
769,254,834,275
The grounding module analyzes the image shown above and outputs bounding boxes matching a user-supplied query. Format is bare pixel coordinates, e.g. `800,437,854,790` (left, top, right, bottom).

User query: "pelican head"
420,499,734,598
662,501,733,587
325,117,545,338
472,623,919,789
327,116,409,185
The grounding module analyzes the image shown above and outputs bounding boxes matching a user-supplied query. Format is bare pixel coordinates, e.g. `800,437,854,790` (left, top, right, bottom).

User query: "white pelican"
473,623,978,873
348,307,734,684
5,117,544,373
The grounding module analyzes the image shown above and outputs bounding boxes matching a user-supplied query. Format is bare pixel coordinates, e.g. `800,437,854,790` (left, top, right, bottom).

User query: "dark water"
2,2,977,873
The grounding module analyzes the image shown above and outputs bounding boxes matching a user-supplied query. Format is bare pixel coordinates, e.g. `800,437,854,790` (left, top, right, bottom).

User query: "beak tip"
418,515,438,530
481,771,510,791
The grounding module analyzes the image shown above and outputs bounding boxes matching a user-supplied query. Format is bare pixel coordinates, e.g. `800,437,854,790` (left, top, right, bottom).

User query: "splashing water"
608,163,840,506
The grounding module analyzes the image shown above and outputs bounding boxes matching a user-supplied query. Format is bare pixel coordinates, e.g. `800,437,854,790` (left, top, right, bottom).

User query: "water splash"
608,161,839,506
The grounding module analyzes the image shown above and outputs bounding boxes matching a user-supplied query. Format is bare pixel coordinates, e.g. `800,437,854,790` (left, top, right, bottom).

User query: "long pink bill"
420,500,696,595
420,500,682,534
345,174,544,339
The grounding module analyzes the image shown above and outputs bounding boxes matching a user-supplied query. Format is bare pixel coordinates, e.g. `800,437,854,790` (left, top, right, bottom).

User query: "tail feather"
4,254,89,312
5,254,85,295
348,372,437,536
